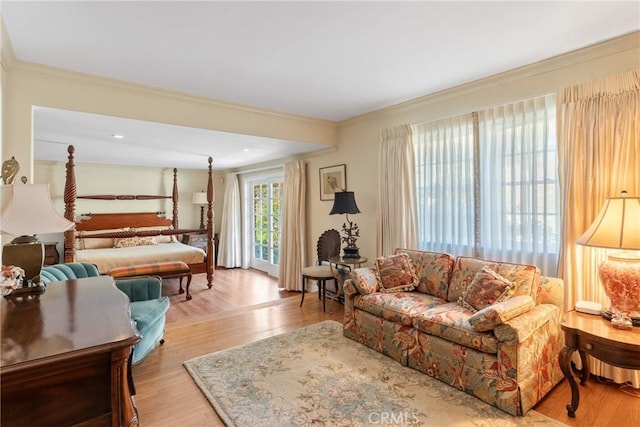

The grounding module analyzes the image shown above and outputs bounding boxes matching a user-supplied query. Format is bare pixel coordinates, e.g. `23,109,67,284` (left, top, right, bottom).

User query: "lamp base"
2,237,45,283
343,246,360,259
598,253,640,328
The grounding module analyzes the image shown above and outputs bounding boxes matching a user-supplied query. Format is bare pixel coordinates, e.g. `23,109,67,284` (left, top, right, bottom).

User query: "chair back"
40,263,100,283
317,229,341,264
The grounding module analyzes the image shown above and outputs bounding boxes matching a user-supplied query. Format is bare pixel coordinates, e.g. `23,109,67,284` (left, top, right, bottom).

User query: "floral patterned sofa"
343,248,564,416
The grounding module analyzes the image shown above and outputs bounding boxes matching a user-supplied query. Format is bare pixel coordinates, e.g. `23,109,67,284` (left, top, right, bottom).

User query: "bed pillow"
134,226,176,243
113,237,139,249
77,228,128,250
137,236,158,246
374,253,418,293
458,266,515,313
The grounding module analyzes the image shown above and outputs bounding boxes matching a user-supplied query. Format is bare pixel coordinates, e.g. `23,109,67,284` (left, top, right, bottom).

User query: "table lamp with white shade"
1,184,75,287
576,191,640,329
192,191,208,229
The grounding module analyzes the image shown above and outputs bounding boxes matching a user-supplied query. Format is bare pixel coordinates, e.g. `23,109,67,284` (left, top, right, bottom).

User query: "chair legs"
300,276,328,312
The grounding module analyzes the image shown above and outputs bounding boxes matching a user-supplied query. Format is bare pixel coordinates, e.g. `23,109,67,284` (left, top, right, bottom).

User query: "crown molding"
340,31,640,126
8,58,337,129
0,15,16,71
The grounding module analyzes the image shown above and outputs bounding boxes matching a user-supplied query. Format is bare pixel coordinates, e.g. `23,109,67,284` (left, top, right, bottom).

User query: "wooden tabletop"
562,310,640,349
1,276,140,370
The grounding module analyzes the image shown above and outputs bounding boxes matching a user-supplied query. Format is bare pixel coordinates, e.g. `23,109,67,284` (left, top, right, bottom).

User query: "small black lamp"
330,191,361,258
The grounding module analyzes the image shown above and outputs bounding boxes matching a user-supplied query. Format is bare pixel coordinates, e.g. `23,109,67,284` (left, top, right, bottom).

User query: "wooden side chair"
300,229,341,312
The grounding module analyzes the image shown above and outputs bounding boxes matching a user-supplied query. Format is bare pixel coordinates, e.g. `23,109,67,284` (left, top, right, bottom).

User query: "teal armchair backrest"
114,277,162,302
40,263,100,283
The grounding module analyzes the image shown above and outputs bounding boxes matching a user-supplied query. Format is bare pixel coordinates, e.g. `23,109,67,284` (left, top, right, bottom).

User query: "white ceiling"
2,1,639,170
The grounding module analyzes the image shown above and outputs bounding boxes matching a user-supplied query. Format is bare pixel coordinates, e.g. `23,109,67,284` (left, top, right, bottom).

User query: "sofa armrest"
468,295,536,332
494,304,560,344
344,279,359,298
115,276,162,302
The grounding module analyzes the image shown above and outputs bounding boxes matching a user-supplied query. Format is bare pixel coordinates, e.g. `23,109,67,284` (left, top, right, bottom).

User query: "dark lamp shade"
330,191,360,215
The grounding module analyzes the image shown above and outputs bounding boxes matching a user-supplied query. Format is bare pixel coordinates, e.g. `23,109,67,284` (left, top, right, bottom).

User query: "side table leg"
559,345,579,418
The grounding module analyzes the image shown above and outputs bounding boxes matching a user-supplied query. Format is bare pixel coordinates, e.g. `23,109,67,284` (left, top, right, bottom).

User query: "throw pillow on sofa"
374,253,418,293
351,267,380,294
458,266,514,312
468,295,536,331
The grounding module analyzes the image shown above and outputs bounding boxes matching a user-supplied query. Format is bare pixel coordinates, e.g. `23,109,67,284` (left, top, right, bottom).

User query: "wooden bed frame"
62,145,215,287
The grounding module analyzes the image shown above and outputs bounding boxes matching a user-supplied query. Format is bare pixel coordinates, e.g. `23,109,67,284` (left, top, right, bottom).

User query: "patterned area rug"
184,320,564,426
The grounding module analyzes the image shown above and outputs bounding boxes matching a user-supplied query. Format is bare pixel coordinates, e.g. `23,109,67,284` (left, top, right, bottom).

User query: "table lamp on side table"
1,184,75,288
192,191,208,229
330,191,361,259
576,191,640,329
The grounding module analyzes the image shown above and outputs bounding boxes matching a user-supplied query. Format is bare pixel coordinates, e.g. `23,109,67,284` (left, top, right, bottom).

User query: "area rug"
184,320,564,426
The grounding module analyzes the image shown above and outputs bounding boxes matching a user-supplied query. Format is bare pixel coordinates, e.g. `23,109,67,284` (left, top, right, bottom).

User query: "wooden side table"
560,310,640,418
182,232,219,266
43,242,60,266
328,256,368,313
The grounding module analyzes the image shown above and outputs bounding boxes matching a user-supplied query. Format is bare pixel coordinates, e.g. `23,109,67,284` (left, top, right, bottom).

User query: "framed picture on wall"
319,164,346,201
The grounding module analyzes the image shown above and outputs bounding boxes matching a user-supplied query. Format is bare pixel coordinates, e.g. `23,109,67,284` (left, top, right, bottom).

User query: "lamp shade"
330,191,360,215
576,195,640,250
1,184,74,236
192,191,208,205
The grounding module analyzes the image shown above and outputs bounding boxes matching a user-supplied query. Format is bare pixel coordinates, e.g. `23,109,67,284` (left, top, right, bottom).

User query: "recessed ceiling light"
242,148,250,152
111,134,124,139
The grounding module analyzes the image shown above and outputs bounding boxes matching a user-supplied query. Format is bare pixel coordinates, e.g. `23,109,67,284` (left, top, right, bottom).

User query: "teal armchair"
40,263,169,364
114,277,170,363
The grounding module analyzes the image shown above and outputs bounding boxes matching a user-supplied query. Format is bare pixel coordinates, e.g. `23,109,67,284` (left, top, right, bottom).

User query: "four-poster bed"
62,145,215,288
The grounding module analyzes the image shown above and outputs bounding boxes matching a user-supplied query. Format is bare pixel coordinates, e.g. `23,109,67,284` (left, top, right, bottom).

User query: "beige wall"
305,32,640,264
1,24,639,271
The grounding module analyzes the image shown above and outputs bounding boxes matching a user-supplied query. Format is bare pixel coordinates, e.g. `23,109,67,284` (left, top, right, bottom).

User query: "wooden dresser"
1,276,141,426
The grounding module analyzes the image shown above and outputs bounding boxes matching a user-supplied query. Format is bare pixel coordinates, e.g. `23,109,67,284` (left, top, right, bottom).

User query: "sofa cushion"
468,295,536,332
375,253,418,293
412,303,500,354
396,249,455,299
447,257,540,303
355,292,445,326
459,267,515,312
351,267,380,294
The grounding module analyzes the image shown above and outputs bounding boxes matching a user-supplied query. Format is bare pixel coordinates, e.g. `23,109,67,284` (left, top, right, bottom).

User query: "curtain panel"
278,160,306,291
218,173,243,268
377,124,418,256
558,69,640,387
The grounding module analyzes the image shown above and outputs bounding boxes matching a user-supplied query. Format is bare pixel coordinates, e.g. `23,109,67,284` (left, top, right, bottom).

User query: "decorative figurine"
2,156,20,184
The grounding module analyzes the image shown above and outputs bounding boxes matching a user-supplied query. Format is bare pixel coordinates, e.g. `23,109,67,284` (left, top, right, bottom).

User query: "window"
412,94,559,276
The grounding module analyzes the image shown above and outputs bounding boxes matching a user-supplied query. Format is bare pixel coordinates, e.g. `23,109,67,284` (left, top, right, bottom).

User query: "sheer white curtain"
412,95,559,276
377,124,418,256
412,115,475,256
558,70,640,387
278,160,306,291
478,94,559,275
217,173,242,268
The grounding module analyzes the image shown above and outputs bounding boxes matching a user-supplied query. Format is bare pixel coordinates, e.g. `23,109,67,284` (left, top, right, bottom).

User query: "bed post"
206,156,214,287
172,168,179,229
64,145,77,263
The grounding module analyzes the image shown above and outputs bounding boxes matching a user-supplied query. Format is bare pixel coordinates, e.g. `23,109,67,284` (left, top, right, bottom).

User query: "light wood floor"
133,269,639,426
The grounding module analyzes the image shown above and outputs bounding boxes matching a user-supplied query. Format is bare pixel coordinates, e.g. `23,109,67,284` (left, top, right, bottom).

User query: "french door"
247,176,282,277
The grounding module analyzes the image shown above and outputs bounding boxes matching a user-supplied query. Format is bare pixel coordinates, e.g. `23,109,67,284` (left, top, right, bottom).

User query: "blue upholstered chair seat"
40,263,169,364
